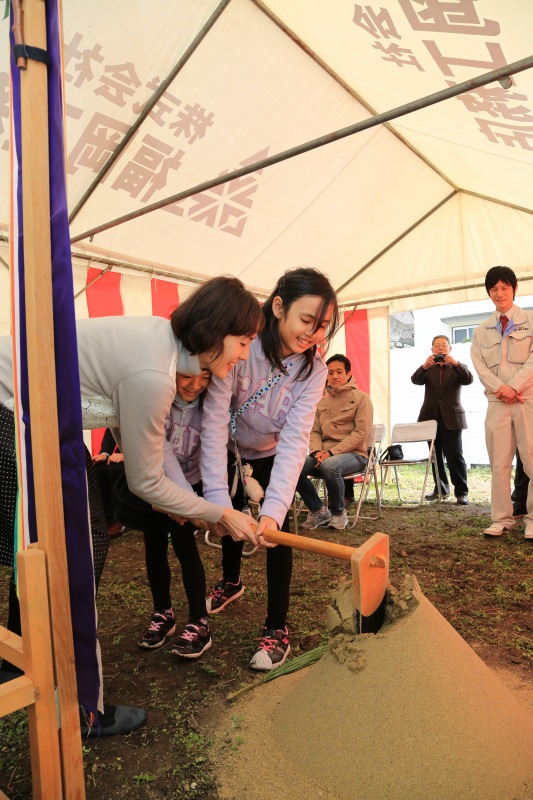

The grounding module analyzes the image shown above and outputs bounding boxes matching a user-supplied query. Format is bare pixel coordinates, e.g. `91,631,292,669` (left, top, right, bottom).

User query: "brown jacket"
309,379,373,458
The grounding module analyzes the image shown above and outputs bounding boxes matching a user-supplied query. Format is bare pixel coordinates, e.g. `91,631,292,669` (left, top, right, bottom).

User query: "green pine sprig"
226,643,329,702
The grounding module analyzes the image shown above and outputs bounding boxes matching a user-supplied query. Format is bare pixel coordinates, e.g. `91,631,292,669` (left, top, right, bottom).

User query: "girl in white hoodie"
200,268,339,670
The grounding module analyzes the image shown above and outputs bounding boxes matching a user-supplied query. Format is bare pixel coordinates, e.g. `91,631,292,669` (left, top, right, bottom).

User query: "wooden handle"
262,528,356,562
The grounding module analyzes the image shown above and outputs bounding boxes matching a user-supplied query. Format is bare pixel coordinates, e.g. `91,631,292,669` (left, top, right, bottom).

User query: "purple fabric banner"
10,0,100,711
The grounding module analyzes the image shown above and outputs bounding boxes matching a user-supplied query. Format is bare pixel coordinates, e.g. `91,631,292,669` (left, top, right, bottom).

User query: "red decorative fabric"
344,309,370,393
86,267,123,318
151,278,179,318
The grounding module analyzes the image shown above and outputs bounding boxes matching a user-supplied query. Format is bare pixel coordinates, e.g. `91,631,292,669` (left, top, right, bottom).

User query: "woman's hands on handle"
217,508,276,547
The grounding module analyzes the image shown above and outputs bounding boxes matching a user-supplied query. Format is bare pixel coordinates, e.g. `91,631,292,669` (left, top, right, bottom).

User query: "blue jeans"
296,452,368,515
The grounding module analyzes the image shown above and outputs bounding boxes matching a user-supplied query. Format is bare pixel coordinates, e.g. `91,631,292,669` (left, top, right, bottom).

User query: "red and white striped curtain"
337,307,390,436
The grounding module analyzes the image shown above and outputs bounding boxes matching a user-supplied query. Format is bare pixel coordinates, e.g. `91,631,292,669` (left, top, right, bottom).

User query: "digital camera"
433,354,445,362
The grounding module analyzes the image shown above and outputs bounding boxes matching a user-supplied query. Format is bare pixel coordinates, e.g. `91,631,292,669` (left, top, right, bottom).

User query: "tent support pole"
338,275,533,311
71,53,533,244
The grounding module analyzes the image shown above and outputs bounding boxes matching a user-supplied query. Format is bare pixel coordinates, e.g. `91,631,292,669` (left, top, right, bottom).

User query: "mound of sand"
214,579,533,800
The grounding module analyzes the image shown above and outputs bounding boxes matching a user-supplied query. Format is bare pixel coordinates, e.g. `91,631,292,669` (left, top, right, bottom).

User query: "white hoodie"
200,337,327,527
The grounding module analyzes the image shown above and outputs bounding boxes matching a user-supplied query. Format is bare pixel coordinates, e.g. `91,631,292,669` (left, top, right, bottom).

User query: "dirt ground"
1,474,532,798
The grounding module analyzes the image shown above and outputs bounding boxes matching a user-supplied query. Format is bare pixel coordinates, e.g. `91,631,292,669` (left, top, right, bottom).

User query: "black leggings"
221,454,292,631
143,524,206,620
115,478,206,621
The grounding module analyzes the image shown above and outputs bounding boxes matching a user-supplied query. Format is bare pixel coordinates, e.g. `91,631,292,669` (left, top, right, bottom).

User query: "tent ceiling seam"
335,190,457,295
460,190,533,216
238,127,383,280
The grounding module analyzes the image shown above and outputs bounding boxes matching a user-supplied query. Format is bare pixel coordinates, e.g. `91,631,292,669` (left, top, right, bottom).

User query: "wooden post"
18,546,63,799
18,1,84,795
0,547,67,798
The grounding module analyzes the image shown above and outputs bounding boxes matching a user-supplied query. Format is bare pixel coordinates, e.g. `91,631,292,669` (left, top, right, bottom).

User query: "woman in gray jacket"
0,275,263,734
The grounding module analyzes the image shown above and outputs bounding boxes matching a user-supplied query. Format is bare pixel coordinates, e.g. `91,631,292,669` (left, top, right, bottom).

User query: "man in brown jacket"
297,354,373,530
411,334,473,505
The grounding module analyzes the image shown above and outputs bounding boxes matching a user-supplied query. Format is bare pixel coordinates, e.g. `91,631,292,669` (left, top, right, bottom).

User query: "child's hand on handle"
256,515,279,548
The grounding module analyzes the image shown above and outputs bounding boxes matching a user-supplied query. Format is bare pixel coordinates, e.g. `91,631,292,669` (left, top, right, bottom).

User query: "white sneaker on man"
524,525,533,539
329,510,349,530
302,508,332,529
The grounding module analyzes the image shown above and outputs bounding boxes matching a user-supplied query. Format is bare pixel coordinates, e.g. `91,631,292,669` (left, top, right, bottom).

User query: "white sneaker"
482,522,513,536
524,526,533,539
301,508,332,529
249,627,290,671
329,510,349,530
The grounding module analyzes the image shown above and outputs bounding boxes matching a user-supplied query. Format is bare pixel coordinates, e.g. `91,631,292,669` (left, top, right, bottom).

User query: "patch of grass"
133,772,156,785
516,638,533,661
0,710,30,796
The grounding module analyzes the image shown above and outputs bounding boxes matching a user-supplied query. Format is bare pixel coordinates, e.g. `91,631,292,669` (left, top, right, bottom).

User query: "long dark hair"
261,267,339,379
170,276,263,358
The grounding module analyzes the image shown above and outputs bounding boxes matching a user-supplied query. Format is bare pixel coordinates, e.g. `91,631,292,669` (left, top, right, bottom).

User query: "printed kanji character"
63,31,105,88
94,62,142,107
352,5,401,39
110,134,184,201
448,82,533,122
373,41,424,70
398,0,499,35
424,40,506,77
143,89,183,127
477,119,533,150
165,148,268,237
66,103,84,121
169,103,215,143
162,203,184,218
67,112,129,175
140,151,185,203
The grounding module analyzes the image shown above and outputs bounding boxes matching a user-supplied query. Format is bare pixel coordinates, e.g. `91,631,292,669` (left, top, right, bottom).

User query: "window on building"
390,311,414,348
453,326,476,344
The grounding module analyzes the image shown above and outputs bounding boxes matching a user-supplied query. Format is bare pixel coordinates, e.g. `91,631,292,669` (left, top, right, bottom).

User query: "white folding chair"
346,423,386,528
379,420,441,506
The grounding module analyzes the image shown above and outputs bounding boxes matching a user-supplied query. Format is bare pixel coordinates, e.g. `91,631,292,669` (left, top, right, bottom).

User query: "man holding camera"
411,335,473,505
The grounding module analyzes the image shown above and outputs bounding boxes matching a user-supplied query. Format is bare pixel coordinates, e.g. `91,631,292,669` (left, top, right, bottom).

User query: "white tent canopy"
1,0,532,317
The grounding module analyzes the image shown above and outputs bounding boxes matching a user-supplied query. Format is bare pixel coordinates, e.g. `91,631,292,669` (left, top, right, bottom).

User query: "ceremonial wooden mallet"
262,529,390,631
